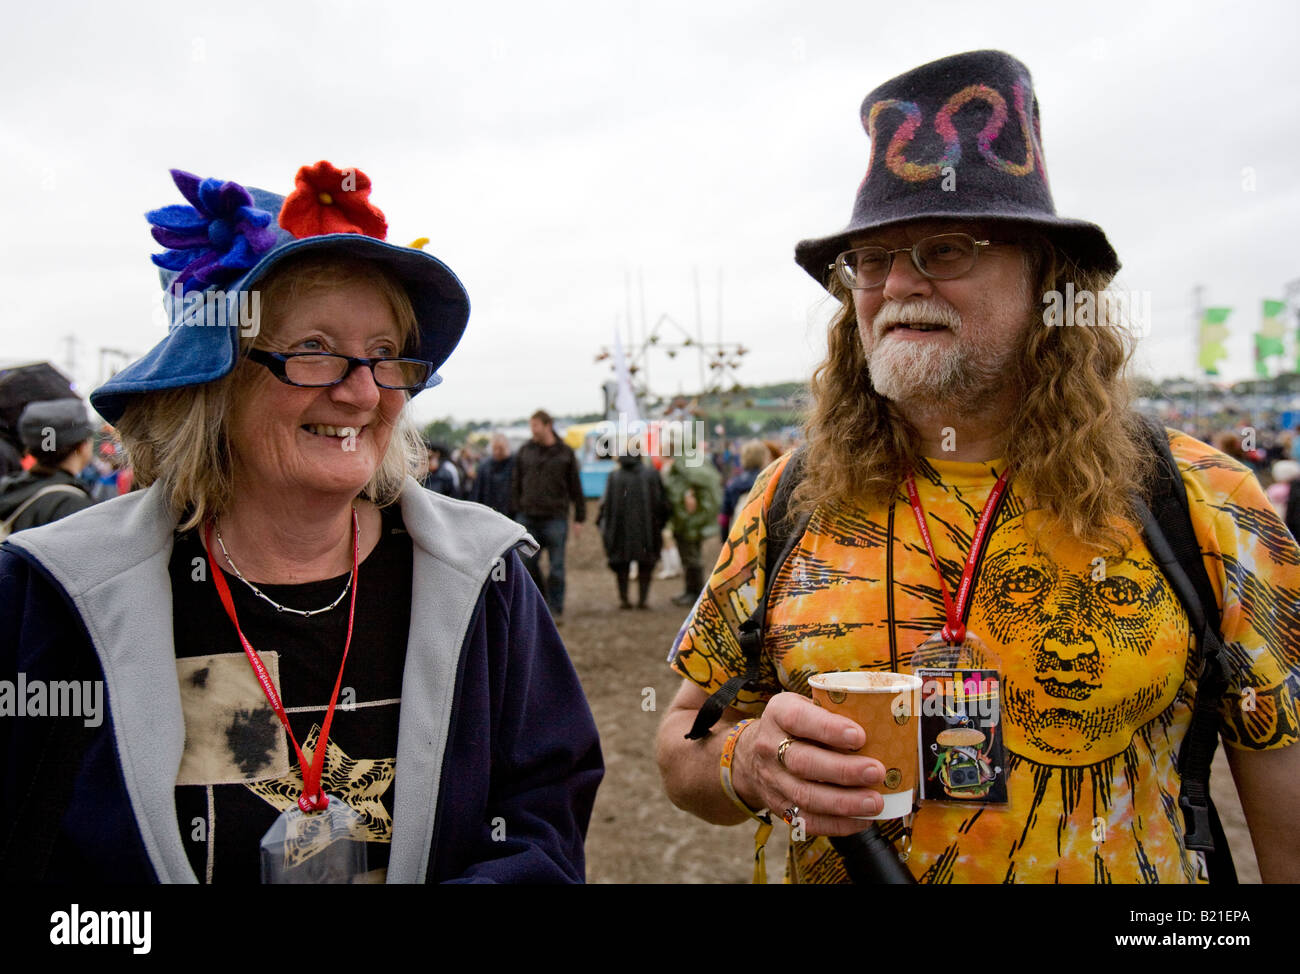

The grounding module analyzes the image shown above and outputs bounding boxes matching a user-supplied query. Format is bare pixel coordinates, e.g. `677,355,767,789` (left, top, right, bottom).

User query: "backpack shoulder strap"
1135,420,1222,632
1131,417,1237,882
685,448,812,741
1,483,86,536
762,447,811,581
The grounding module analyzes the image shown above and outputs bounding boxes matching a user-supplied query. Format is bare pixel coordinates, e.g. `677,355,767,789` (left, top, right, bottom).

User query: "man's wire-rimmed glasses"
832,233,996,290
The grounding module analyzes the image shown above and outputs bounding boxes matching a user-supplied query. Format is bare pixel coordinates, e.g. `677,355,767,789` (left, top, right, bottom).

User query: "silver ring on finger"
776,736,796,771
782,804,800,825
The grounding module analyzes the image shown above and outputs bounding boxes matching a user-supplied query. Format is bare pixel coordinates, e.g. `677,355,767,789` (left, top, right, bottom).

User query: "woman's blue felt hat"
91,163,470,424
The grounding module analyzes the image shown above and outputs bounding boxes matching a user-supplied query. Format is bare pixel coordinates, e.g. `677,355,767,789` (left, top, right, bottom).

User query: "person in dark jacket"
511,410,586,620
0,399,95,534
421,440,462,497
470,433,515,516
597,447,670,609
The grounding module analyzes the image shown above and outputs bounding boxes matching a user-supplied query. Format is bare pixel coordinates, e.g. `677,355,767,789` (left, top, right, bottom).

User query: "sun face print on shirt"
973,524,1189,764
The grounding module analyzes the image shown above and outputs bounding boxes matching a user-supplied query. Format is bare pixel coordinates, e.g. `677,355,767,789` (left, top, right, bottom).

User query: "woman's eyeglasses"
247,349,434,390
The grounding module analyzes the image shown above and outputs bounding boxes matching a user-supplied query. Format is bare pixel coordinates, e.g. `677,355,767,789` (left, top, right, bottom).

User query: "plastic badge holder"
260,797,368,884
911,631,1009,806
911,629,994,671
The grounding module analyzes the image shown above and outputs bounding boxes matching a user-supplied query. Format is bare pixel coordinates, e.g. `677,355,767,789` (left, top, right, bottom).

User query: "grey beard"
867,333,1004,412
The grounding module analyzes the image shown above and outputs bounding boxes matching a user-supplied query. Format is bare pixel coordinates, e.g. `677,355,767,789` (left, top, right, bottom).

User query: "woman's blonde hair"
791,235,1152,555
117,253,428,530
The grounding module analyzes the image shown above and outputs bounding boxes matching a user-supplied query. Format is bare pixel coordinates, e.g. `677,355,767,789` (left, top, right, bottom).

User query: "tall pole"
717,267,723,347
1192,284,1203,435
1286,279,1300,427
624,269,634,379
1286,278,1300,372
693,266,704,396
639,268,650,401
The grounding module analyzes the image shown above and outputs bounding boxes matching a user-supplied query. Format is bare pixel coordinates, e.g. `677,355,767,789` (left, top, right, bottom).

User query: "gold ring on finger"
776,737,796,771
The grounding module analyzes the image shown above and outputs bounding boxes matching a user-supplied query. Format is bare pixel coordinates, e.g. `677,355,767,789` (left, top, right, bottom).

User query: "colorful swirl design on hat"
868,99,961,183
861,80,1038,185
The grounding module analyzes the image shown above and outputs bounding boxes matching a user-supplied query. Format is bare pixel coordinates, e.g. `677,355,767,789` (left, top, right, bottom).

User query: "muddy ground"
556,526,1260,884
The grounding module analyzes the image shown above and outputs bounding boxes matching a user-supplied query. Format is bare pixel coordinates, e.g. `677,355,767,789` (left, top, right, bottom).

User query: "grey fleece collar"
9,477,534,883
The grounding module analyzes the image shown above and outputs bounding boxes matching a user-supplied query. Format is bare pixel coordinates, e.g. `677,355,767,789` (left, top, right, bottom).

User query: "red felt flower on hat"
278,161,388,240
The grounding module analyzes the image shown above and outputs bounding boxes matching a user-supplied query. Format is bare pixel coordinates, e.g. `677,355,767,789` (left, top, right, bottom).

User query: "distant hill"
423,380,812,445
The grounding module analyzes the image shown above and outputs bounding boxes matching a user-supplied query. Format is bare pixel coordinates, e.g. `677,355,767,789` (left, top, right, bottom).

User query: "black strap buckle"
1179,790,1215,852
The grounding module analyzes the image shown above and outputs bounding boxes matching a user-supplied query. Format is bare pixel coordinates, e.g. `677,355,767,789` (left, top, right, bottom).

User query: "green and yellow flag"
1198,307,1231,375
1256,299,1287,376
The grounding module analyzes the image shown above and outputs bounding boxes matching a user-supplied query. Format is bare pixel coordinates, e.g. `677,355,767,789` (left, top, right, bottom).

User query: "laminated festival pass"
915,668,1007,805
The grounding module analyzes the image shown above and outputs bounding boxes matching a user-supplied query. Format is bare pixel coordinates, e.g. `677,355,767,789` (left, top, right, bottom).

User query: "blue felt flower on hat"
146,170,279,294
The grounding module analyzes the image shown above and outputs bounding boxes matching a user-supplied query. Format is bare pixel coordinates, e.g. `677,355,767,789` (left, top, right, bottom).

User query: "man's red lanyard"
202,511,360,812
904,471,1009,646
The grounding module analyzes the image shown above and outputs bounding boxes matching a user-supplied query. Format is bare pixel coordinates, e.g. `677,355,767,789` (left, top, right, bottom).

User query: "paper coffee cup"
808,671,921,820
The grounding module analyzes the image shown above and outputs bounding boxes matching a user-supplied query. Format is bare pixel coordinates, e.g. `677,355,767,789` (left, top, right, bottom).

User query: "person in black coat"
421,441,462,497
597,450,670,609
470,433,515,516
0,399,95,534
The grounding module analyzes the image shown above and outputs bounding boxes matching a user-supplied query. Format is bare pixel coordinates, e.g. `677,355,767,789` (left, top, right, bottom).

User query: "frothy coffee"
809,671,922,693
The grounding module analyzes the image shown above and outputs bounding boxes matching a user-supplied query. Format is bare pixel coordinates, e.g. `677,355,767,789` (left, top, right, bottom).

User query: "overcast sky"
3,0,1298,425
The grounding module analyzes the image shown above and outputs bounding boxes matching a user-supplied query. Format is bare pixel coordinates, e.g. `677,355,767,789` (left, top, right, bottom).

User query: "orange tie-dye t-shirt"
669,430,1300,884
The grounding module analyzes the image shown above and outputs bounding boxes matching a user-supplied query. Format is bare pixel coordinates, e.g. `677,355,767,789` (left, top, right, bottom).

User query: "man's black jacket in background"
512,439,586,522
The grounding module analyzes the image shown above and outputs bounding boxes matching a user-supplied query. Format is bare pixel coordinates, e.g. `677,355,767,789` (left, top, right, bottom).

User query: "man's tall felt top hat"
91,161,470,425
793,50,1119,288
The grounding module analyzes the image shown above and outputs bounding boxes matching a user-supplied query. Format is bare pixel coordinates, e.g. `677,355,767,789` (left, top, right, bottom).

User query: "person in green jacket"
661,443,722,607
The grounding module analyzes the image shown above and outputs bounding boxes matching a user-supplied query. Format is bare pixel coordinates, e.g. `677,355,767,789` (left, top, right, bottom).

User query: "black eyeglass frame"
246,348,434,391
830,233,1004,290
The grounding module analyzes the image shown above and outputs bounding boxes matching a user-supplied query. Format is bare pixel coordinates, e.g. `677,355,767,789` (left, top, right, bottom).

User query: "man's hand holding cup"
730,691,889,836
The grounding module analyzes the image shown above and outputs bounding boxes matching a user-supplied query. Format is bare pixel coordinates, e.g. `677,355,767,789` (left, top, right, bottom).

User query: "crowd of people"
8,401,1293,548
2,49,1297,887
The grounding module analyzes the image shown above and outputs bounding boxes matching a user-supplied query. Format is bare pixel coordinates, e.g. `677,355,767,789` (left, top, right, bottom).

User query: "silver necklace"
214,510,359,618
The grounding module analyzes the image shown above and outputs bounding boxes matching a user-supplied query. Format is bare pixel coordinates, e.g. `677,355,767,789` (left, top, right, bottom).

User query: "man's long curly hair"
789,236,1153,556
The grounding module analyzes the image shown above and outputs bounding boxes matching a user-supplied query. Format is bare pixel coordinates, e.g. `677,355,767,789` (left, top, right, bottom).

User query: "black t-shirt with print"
170,504,412,883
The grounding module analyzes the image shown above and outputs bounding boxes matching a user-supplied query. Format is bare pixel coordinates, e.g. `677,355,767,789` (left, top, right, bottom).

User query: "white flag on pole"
613,330,641,423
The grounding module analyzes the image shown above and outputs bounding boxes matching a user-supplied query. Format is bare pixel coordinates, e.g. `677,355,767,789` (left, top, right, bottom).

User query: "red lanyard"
904,471,1008,646
202,511,360,812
